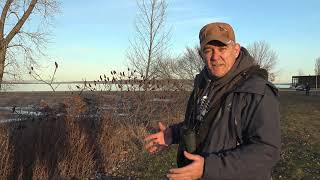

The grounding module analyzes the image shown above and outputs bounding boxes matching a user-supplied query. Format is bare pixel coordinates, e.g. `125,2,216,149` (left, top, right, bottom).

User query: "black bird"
12,106,16,113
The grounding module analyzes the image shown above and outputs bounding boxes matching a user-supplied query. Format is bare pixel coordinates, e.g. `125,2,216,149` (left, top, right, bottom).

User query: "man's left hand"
167,151,204,180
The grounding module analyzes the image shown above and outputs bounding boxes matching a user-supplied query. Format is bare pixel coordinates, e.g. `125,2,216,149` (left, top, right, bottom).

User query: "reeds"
0,71,189,179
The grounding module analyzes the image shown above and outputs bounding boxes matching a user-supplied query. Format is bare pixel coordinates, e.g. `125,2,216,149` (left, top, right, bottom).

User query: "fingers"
167,172,195,180
167,152,204,179
144,140,156,150
147,144,159,153
145,142,167,153
158,121,166,131
144,133,159,142
144,122,166,142
144,140,158,153
184,151,201,161
169,165,191,174
144,122,168,154
144,132,163,150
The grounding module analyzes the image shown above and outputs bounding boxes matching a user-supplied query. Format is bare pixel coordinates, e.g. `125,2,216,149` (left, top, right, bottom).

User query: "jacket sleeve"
169,122,183,144
202,86,281,179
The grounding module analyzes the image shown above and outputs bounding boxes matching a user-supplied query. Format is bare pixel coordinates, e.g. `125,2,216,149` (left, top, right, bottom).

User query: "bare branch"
0,0,13,37
127,0,170,80
247,40,278,80
0,0,59,88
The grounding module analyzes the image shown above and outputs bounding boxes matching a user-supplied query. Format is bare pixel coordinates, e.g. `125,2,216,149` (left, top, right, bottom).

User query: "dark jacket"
170,68,281,179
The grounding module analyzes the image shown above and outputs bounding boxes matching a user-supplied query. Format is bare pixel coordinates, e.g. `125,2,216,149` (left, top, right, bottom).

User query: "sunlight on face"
202,41,240,78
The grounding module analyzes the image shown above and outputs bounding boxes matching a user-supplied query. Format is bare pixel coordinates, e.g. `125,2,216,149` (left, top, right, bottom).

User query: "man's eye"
219,47,227,51
203,49,212,54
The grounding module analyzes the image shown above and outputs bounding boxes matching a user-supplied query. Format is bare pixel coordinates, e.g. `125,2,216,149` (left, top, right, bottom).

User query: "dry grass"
0,90,188,179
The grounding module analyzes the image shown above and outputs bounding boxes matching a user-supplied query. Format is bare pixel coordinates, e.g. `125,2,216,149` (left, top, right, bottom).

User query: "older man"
144,22,281,180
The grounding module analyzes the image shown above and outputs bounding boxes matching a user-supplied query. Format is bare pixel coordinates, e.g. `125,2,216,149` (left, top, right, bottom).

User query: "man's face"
202,41,240,78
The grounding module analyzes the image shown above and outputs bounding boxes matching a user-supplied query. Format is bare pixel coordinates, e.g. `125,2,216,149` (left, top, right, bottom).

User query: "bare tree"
0,0,59,89
155,56,176,79
157,46,204,80
127,0,170,80
156,45,204,90
315,57,320,75
174,46,204,80
247,41,278,80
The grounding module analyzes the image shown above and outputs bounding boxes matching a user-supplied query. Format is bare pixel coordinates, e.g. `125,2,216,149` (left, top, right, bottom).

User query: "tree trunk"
0,45,6,89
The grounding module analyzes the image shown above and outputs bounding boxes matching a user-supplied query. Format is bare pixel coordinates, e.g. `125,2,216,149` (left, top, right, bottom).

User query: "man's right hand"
144,122,173,153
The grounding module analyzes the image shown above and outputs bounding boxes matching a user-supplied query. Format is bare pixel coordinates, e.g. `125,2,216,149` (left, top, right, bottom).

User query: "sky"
20,0,320,83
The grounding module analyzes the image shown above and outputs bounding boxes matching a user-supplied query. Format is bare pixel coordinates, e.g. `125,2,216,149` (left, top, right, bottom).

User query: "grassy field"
0,90,319,179
136,91,320,180
273,91,320,179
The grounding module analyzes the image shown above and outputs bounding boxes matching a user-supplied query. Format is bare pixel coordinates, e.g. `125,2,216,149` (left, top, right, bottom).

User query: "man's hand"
167,151,204,180
144,122,173,153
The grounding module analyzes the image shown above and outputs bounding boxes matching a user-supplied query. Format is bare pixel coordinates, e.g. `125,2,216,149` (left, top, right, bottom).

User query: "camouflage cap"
199,22,235,49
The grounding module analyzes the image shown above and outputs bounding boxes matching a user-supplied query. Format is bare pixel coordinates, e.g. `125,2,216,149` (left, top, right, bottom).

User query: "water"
3,82,292,92
3,83,81,92
274,84,291,89
2,83,144,92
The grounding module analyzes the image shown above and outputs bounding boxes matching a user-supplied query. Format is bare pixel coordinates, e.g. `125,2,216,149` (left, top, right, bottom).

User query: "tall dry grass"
0,86,189,179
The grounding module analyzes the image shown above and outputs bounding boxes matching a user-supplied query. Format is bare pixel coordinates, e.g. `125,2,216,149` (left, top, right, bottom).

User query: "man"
144,22,281,180
305,82,310,96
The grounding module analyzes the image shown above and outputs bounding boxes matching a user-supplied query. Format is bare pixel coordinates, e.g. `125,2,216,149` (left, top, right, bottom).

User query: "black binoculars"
177,127,197,167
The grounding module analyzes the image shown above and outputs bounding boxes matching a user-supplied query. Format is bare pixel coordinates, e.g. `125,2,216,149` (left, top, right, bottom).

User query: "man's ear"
234,43,241,58
198,47,204,60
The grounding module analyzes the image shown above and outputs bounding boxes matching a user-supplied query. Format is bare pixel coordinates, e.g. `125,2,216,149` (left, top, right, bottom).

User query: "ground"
137,91,320,180
0,90,319,179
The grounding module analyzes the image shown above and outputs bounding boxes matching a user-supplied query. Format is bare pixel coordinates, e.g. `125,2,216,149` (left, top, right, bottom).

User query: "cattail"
100,75,102,81
55,62,58,68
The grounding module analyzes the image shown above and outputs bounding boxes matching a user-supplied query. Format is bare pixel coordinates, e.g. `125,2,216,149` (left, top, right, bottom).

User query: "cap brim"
201,35,232,48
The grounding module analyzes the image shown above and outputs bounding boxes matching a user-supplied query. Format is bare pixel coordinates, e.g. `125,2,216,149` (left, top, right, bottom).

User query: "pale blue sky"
38,0,320,83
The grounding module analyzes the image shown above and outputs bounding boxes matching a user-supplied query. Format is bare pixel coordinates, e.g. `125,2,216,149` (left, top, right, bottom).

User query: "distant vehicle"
294,85,306,91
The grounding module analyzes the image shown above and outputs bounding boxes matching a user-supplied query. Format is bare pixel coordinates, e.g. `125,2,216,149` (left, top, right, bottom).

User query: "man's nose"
210,51,220,61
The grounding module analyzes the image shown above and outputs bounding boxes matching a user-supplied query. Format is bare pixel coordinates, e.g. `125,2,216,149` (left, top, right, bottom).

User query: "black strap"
195,76,243,150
